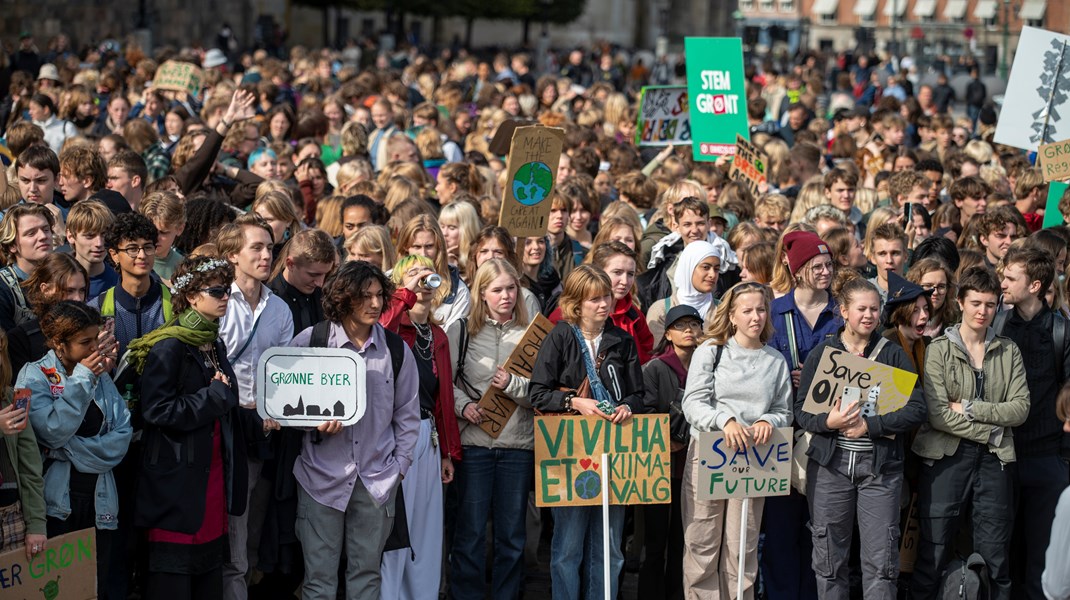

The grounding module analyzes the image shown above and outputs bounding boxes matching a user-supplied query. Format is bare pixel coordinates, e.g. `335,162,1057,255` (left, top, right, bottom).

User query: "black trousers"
1011,454,1070,600
910,441,1015,600
145,567,223,600
46,488,114,600
637,476,684,600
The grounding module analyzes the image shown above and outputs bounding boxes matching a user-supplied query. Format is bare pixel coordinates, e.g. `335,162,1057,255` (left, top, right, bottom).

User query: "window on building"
983,16,997,28
760,0,774,11
780,0,795,11
820,12,838,24
740,0,755,9
1027,18,1044,27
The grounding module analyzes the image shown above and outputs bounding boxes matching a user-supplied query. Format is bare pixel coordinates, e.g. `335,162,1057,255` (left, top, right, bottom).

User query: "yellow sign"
801,346,918,416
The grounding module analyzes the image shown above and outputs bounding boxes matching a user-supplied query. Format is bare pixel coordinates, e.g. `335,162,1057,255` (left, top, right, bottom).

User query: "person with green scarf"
130,255,258,600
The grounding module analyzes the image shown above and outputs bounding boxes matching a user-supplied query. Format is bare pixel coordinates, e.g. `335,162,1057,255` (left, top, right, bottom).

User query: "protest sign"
0,528,96,600
800,347,918,416
498,125,565,237
535,415,671,507
476,314,553,437
994,27,1070,152
152,60,203,96
1044,181,1069,228
256,347,367,427
695,426,793,500
636,86,690,147
1039,139,1070,182
727,134,768,197
900,492,921,573
684,37,748,161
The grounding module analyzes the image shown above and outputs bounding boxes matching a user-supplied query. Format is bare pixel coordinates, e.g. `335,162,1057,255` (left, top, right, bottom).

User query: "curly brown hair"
171,255,236,313
322,260,394,324
41,301,103,350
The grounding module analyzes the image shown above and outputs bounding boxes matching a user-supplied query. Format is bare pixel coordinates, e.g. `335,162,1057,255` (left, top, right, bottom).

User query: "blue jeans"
550,504,626,600
449,446,533,600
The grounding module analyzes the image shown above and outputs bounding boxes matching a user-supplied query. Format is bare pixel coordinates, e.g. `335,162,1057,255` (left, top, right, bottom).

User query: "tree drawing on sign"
1031,39,1070,145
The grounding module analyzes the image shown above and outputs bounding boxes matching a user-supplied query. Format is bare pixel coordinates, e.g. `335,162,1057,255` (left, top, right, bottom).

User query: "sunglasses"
199,286,231,299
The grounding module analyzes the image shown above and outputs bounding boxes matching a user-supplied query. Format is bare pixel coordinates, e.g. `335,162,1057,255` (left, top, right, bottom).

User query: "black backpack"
939,553,991,600
308,321,413,557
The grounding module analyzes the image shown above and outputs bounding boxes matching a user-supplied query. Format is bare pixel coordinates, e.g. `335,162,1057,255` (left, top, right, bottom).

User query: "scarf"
655,346,688,388
673,240,718,319
124,309,220,374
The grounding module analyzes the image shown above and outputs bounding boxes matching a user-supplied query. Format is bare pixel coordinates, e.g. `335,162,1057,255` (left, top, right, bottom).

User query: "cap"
708,205,728,223
783,231,831,275
885,272,926,308
203,48,228,69
665,304,703,330
37,63,60,82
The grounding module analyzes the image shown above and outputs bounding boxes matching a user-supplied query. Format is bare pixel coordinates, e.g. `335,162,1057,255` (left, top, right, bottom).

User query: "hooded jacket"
912,325,1030,463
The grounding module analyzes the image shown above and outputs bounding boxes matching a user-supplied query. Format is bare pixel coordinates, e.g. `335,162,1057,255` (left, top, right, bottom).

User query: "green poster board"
684,37,749,161
1044,182,1068,228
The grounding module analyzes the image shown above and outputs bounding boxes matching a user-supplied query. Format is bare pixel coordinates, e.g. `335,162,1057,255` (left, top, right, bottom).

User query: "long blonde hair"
395,215,453,306
468,258,529,337
345,225,397,270
705,282,774,344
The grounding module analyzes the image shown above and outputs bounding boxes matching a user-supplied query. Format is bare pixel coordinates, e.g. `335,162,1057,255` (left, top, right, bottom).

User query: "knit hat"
784,231,831,275
885,272,926,308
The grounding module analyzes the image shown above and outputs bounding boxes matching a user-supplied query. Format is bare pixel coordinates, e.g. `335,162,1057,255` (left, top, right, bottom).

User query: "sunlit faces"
110,237,156,277
106,166,139,201
41,273,88,302
871,239,906,283
958,289,998,332
665,317,702,349
475,238,507,266
270,112,292,139
17,165,56,205
98,137,122,163
980,223,1017,264
285,258,333,295
800,255,835,290
59,325,101,364
729,290,768,343
603,255,637,300
899,185,929,209
840,289,882,336
955,195,987,221
58,168,92,202
441,222,460,254
824,180,856,212
11,214,53,264
568,201,592,235
1000,262,1041,306
70,230,107,266
523,237,546,267
188,278,230,320
371,104,393,130
482,272,519,322
436,172,458,204
254,207,288,245
607,224,636,251
580,292,612,325
547,206,569,235
675,209,710,244
407,231,438,260
902,296,931,341
919,270,949,312
249,154,280,180
342,205,372,237
690,256,720,294
231,225,274,282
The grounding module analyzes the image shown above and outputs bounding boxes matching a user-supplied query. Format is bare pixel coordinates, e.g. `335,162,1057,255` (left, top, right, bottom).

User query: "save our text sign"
801,347,917,417
685,37,748,160
256,347,367,427
534,415,671,507
0,528,96,600
696,427,793,500
476,313,553,437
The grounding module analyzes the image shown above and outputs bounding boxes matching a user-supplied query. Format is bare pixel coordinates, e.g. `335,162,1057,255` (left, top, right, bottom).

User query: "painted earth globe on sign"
574,469,601,500
512,161,553,206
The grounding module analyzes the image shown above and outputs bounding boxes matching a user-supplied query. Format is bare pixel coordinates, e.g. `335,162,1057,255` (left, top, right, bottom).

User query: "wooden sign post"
476,314,554,437
498,126,565,238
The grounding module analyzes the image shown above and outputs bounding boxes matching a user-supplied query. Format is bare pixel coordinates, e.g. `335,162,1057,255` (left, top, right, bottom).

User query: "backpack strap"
991,309,1010,337
309,320,332,348
867,337,890,361
0,266,28,309
383,328,405,381
161,286,173,322
664,296,671,317
1054,312,1069,384
711,343,724,372
452,318,481,402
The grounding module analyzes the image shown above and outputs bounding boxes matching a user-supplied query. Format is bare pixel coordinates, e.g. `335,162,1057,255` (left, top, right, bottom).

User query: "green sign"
684,37,749,161
1044,181,1069,228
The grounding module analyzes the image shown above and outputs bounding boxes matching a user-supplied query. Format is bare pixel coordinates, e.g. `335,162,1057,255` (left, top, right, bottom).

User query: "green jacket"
3,390,47,535
912,325,1030,463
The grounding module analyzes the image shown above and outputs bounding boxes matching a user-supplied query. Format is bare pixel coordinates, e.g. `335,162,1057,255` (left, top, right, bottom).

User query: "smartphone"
103,317,116,336
841,386,861,412
12,388,30,411
903,202,914,223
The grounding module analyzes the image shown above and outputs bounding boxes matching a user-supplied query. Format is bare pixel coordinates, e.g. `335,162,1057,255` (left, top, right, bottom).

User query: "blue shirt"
769,290,842,373
89,264,119,301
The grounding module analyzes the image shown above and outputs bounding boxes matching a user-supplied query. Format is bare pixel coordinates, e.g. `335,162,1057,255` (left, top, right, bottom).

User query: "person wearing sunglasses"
126,255,257,600
89,213,174,363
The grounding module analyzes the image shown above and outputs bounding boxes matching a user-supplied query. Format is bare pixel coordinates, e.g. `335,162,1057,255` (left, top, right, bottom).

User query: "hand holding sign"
801,347,917,417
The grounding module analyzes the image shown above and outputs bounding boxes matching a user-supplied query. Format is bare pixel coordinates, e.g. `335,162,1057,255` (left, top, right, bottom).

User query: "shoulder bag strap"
230,310,264,363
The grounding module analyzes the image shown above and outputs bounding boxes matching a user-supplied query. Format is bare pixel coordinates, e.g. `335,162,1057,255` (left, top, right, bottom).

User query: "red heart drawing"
580,458,592,470
592,462,600,471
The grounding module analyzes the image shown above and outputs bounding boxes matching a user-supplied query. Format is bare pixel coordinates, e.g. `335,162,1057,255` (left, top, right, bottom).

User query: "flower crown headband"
171,258,231,294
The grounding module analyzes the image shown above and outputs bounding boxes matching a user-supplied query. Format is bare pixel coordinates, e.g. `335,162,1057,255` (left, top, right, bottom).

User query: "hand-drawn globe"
511,161,554,206
574,469,601,500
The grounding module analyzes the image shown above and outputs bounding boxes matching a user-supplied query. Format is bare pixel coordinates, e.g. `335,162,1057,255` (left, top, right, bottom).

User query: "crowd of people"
0,28,1069,600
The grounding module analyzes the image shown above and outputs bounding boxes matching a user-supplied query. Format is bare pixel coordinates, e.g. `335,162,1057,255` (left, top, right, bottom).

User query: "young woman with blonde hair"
439,201,483,272
345,225,397,271
395,215,471,329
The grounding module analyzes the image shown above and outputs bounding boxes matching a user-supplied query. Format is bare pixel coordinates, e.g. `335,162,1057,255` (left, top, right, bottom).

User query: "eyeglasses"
809,261,835,275
117,243,157,257
670,320,703,331
199,286,232,299
923,284,949,294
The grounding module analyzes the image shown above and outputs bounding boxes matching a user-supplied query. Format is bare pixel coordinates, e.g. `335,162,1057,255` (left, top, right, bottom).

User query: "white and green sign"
256,347,367,426
685,37,749,161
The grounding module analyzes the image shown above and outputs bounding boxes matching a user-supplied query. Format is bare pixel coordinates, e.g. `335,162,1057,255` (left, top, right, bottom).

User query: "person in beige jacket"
445,258,533,600
910,267,1031,600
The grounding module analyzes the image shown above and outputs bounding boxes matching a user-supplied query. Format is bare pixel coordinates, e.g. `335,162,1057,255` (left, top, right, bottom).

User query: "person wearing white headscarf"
646,240,724,341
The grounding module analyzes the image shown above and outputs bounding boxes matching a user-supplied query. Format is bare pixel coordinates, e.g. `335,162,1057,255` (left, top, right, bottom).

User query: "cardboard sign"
476,314,553,437
256,347,367,427
498,126,565,238
727,134,768,198
1039,139,1070,182
994,27,1070,151
1044,181,1069,228
0,528,96,599
900,492,920,573
636,86,691,147
695,426,793,500
800,347,918,416
684,37,749,161
534,414,671,507
152,60,203,96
